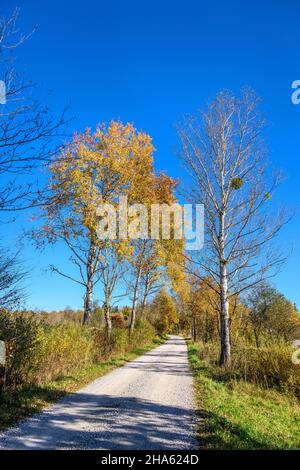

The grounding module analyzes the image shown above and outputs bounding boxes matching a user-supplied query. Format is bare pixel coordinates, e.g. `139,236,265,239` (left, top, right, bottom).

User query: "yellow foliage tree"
35,120,157,336
151,290,179,336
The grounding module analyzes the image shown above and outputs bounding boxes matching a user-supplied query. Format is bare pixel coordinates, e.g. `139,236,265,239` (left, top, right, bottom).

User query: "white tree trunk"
220,261,231,366
129,265,142,335
104,300,112,342
83,281,93,325
219,206,231,366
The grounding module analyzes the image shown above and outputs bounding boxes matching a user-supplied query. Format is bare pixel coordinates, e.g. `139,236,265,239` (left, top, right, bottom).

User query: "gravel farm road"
0,336,198,450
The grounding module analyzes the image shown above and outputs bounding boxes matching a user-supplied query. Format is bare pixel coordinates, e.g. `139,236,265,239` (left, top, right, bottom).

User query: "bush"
195,339,300,398
109,328,128,357
34,323,95,385
0,311,96,389
130,318,156,349
0,310,43,389
231,344,300,397
109,319,156,358
0,311,158,392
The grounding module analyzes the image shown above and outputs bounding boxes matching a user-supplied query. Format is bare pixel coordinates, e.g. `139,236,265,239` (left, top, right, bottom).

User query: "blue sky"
2,0,300,310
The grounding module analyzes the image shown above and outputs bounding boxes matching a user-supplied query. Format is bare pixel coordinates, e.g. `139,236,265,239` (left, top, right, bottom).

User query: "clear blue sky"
3,0,300,311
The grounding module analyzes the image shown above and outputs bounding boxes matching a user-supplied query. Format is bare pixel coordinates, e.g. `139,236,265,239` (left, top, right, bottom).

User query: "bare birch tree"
0,8,67,216
0,9,67,307
0,246,26,309
177,88,289,366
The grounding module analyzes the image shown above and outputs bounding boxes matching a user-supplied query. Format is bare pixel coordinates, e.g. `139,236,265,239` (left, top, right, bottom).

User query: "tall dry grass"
195,339,300,398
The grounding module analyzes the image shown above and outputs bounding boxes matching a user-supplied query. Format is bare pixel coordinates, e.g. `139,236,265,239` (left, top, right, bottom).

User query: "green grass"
188,342,300,449
0,338,164,432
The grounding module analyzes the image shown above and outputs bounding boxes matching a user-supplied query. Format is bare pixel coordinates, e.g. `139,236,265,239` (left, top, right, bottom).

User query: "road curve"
0,336,198,450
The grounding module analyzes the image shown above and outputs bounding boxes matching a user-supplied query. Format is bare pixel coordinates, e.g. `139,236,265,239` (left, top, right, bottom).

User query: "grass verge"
188,342,300,449
0,338,165,432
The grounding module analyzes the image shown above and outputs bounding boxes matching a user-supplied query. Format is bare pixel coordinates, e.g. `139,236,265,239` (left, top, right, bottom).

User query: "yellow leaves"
187,277,219,321
43,118,185,293
152,290,179,334
45,120,162,253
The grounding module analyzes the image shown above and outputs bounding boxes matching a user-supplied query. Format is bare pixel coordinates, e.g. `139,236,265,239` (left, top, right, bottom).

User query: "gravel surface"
0,335,198,450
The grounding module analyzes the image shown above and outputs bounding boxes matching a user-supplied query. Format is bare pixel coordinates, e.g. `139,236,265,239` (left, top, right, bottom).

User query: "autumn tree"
127,173,185,334
34,121,156,336
150,290,179,336
178,89,288,366
175,276,219,342
246,283,300,347
188,278,220,342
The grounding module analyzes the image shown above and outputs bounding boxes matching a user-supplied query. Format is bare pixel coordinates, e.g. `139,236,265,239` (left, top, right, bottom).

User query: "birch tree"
34,121,156,331
98,244,127,339
127,171,182,334
177,89,288,366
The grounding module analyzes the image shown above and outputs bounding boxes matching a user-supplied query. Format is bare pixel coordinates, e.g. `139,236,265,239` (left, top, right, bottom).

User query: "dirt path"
0,336,197,450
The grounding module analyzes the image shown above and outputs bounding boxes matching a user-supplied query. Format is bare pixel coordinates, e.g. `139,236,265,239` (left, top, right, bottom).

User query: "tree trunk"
140,294,147,316
192,316,197,342
254,328,260,349
83,282,93,325
219,262,231,366
104,300,112,342
83,241,97,325
140,271,150,316
129,265,142,335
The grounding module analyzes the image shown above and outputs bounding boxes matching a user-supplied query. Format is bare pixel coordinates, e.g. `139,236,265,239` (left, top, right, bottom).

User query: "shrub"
195,339,300,398
130,318,156,349
0,311,158,392
231,344,300,397
111,313,126,329
34,323,95,385
0,310,43,389
109,319,156,357
91,327,108,361
0,311,96,390
109,328,128,357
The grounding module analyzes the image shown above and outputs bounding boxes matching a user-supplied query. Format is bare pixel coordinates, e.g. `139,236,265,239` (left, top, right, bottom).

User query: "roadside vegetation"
181,281,300,449
0,8,300,451
0,291,178,430
179,281,300,396
0,333,164,431
0,9,182,429
0,307,167,430
188,343,300,449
